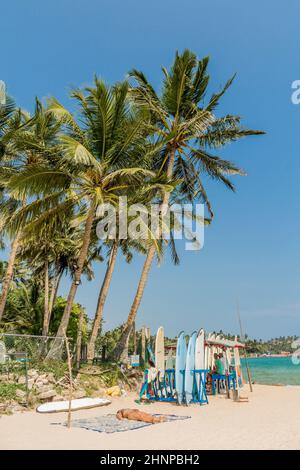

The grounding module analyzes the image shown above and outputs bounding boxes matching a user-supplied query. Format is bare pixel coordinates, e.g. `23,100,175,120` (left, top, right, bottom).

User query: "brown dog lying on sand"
116,408,166,424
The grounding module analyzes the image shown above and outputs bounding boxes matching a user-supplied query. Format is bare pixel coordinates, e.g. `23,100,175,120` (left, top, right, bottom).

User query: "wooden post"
63,329,72,429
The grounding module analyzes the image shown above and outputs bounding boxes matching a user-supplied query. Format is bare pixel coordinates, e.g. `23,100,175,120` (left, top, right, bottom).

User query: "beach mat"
59,413,190,433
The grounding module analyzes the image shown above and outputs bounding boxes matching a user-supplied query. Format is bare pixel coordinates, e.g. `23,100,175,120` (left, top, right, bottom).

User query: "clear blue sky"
1,0,299,339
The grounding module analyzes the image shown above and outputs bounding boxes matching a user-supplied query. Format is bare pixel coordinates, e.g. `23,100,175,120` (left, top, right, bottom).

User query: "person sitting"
215,353,225,375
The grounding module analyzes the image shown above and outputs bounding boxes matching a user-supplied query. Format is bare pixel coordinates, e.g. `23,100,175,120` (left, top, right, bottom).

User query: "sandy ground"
0,384,299,450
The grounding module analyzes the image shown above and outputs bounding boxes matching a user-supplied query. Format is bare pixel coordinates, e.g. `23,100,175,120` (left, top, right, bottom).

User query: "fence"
0,333,65,362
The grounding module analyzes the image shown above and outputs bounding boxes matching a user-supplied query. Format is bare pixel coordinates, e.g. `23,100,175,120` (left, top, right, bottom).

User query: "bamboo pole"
63,329,72,429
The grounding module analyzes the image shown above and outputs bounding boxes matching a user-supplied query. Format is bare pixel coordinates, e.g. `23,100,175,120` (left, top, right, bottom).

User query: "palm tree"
0,97,22,321
7,79,160,358
0,98,61,321
112,49,264,360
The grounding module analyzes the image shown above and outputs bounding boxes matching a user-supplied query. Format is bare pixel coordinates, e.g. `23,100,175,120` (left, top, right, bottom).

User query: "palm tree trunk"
0,231,21,322
76,307,84,369
112,148,176,361
42,259,49,336
46,202,95,359
87,241,118,361
47,269,63,325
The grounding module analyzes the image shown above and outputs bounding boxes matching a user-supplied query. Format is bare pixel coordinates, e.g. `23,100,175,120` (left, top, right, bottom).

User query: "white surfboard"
175,331,187,404
195,329,205,370
155,326,165,379
184,331,197,404
36,397,111,413
205,333,212,370
210,334,217,369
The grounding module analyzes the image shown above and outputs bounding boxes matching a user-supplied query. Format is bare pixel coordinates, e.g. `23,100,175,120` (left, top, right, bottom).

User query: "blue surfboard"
184,331,197,404
175,331,187,405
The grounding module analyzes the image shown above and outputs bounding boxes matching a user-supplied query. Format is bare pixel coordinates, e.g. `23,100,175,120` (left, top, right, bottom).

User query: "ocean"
241,356,300,386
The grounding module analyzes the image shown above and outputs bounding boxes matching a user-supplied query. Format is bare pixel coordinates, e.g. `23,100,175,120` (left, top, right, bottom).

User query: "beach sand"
0,384,299,450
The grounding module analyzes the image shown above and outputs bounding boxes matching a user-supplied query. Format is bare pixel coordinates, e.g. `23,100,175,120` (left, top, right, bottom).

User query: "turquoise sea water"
241,357,300,386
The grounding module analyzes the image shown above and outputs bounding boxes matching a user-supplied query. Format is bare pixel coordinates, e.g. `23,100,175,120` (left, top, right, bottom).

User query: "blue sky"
1,0,299,339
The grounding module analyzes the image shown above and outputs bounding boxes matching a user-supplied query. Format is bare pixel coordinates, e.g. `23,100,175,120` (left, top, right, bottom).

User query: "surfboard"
210,333,216,369
195,328,205,370
36,397,111,413
184,331,197,404
234,345,244,389
175,331,187,404
155,326,165,379
205,333,212,370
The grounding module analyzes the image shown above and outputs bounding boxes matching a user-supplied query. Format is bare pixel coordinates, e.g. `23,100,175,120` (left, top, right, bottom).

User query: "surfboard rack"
140,368,209,405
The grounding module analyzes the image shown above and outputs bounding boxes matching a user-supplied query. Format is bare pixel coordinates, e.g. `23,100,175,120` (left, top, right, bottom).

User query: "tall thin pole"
63,329,73,428
141,326,146,365
237,301,253,392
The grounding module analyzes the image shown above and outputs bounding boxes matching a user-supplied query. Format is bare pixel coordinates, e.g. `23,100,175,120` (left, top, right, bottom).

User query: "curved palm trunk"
112,148,176,362
112,248,155,362
0,231,21,321
47,269,63,330
87,241,118,361
46,203,95,359
42,259,49,336
76,307,84,369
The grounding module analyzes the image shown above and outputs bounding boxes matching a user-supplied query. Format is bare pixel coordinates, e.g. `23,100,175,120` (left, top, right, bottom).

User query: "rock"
41,379,49,385
16,389,26,399
27,379,35,390
17,376,26,385
53,395,64,402
46,373,56,383
37,385,52,394
28,369,39,378
72,390,86,399
34,381,45,389
38,374,47,380
38,389,56,400
0,402,7,412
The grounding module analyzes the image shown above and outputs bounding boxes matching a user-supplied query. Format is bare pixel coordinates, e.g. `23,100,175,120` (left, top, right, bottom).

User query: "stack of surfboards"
153,326,206,404
175,329,206,404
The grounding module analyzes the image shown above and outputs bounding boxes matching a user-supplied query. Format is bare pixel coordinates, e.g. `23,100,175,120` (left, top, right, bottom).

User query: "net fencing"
0,333,65,363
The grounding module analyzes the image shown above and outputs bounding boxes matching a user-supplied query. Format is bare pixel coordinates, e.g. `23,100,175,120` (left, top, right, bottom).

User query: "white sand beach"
0,384,299,450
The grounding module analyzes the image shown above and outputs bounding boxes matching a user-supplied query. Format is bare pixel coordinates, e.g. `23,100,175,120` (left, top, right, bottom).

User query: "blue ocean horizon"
241,357,300,386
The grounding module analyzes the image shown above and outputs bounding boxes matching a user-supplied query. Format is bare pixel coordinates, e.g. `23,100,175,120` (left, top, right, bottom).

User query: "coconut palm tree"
0,98,61,321
112,49,264,360
7,79,166,358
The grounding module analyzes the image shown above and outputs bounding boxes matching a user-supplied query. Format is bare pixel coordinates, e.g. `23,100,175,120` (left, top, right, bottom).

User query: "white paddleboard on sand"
155,326,165,378
36,397,111,413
